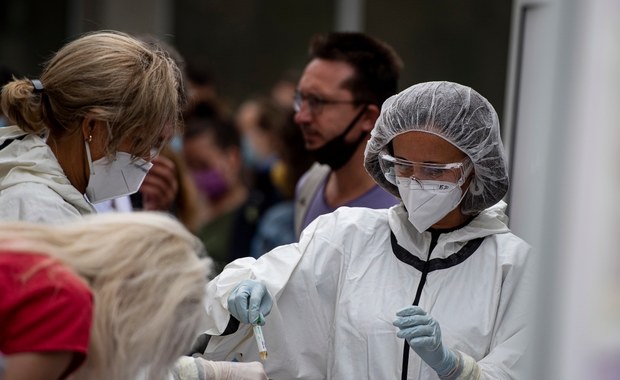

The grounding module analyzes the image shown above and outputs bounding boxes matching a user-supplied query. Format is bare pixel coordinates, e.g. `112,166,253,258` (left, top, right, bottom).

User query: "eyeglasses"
379,153,473,186
293,91,357,115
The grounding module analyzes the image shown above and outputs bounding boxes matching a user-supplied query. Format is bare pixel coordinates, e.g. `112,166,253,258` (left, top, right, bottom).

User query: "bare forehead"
299,59,355,93
392,131,467,162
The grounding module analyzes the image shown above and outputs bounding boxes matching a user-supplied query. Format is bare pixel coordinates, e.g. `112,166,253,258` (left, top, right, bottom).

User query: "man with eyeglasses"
293,32,404,237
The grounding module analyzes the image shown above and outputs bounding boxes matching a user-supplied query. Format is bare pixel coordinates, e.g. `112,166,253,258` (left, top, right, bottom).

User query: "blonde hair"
0,30,186,157
0,212,210,380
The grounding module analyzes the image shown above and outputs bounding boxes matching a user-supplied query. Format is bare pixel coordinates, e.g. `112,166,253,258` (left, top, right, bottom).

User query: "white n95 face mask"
396,177,466,233
84,141,153,204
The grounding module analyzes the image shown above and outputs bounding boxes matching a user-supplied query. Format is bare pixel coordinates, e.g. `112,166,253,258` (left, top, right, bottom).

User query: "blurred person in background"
293,32,403,238
0,30,185,222
183,105,254,273
236,96,289,212
185,61,230,120
250,108,313,257
153,145,207,233
200,82,532,379
270,68,300,110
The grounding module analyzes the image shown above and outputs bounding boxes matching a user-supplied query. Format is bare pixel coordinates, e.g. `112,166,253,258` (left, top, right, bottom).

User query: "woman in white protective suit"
200,81,533,379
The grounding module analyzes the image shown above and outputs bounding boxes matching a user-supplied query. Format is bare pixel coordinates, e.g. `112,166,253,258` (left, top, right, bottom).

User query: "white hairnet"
364,81,509,215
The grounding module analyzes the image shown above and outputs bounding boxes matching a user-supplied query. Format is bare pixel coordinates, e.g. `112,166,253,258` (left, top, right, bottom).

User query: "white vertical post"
505,0,620,378
551,0,620,378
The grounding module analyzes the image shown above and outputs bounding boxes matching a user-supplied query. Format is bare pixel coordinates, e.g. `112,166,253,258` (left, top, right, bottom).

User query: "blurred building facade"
0,0,512,121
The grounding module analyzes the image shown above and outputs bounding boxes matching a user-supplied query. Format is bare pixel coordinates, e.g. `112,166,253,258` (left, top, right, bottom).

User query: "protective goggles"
379,153,473,186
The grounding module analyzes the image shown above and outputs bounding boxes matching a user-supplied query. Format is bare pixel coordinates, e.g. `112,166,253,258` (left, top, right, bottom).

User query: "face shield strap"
457,159,474,186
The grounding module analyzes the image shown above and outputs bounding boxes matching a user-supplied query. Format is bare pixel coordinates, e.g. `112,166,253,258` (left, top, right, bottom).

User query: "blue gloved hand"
393,306,458,377
227,280,273,325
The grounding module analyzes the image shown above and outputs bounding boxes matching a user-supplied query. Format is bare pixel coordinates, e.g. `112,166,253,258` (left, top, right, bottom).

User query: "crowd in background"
177,60,313,273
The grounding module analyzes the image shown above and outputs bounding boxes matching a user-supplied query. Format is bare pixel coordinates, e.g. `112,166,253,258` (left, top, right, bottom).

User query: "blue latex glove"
393,306,458,377
227,280,273,325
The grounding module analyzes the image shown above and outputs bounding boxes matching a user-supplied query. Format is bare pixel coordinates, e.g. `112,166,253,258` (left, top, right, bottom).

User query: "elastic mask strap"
338,104,368,138
84,140,95,176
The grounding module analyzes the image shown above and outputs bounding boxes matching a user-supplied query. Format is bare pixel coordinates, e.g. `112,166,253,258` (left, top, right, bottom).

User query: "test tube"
253,315,268,360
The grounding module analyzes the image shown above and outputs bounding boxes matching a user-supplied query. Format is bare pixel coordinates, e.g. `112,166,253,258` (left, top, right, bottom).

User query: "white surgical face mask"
84,141,153,204
396,177,466,233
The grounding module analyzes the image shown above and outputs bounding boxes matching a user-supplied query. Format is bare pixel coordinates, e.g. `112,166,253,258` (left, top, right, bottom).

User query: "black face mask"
310,106,368,170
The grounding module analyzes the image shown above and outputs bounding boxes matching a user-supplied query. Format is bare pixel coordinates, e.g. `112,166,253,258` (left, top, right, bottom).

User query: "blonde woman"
0,212,208,380
0,30,186,222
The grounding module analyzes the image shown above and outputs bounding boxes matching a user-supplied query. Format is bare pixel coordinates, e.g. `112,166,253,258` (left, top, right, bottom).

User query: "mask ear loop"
84,133,95,176
466,160,484,196
468,179,484,195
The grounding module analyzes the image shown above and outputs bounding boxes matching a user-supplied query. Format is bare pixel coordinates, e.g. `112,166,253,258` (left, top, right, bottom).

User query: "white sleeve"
476,240,534,379
0,183,83,222
201,209,343,336
201,213,346,379
201,241,305,336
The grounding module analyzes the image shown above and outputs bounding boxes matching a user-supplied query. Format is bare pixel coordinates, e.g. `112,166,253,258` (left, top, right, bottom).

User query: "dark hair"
309,32,403,107
186,61,215,87
274,111,314,197
251,96,288,133
183,102,239,149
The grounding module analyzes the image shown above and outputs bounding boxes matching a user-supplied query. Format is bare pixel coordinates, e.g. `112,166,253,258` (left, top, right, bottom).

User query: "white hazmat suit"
202,201,531,379
0,125,95,222
201,81,533,379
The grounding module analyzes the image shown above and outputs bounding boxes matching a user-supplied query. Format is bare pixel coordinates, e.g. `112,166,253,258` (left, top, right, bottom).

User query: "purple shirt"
301,176,400,232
